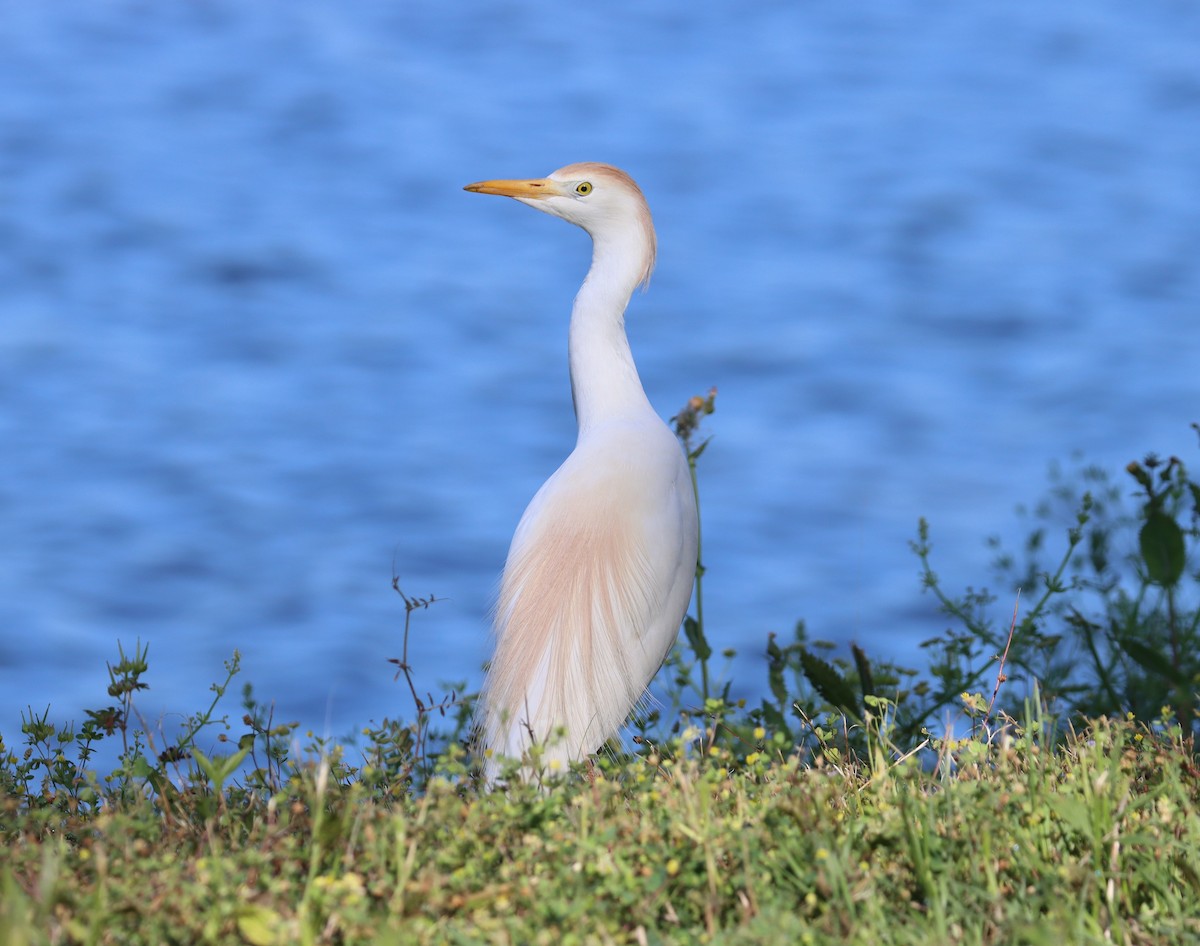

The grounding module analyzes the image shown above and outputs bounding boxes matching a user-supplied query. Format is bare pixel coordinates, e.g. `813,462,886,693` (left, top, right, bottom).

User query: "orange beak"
463,177,563,199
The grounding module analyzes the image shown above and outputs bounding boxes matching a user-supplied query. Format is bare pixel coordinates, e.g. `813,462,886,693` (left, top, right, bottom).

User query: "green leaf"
799,648,860,717
683,615,712,663
1140,512,1185,587
192,747,218,784
759,701,787,734
1051,796,1093,839
236,904,284,946
193,745,252,793
852,644,875,700
1116,636,1188,686
130,754,155,780
689,436,713,461
766,634,788,706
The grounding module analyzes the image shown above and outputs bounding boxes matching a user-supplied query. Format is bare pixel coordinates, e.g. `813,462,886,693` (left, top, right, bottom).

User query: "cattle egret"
465,163,698,781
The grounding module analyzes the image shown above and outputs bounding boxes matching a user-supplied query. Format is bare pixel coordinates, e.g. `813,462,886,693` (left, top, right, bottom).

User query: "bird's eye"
575,182,593,196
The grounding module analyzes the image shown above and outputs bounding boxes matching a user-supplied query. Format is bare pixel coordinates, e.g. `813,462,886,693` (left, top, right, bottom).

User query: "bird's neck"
568,227,655,435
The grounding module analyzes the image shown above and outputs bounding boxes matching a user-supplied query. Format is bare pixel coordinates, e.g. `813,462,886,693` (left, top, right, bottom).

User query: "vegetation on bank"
3,713,1198,946
2,404,1198,944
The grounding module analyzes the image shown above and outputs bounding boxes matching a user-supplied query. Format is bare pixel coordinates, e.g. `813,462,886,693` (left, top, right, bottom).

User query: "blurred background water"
1,1,1197,748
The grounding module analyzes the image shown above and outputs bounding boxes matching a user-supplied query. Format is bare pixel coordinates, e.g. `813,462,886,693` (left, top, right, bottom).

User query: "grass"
2,713,1199,944
3,408,1199,944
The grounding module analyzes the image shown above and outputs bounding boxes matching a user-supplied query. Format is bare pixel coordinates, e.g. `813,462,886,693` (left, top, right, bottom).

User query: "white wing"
479,418,698,775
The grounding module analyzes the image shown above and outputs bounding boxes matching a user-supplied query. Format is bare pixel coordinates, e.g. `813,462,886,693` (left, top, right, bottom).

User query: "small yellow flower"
753,727,766,741
666,859,680,877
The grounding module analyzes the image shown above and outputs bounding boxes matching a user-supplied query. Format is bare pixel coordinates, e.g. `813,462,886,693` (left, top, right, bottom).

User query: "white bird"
465,163,698,781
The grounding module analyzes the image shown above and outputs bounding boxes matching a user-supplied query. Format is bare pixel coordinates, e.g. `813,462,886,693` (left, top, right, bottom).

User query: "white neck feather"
568,220,656,435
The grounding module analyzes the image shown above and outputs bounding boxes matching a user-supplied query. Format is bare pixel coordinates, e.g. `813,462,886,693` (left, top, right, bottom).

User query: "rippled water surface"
2,2,1198,741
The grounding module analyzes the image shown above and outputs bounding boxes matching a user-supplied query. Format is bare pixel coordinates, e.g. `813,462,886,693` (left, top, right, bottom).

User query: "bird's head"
465,162,656,288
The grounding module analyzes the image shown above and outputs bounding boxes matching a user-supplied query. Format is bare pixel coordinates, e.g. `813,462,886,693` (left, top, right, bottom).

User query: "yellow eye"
575,181,593,196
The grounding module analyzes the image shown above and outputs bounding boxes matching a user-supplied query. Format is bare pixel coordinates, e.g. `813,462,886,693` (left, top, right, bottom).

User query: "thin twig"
986,590,1021,721
390,579,442,767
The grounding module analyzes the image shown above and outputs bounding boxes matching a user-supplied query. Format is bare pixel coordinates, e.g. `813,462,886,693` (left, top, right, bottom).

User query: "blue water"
2,2,1198,748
